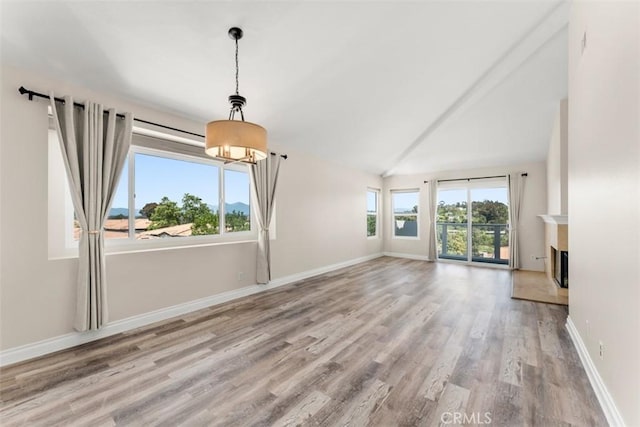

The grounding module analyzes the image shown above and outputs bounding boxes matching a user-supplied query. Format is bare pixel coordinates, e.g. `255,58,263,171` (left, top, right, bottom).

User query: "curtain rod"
18,86,288,160
423,173,527,184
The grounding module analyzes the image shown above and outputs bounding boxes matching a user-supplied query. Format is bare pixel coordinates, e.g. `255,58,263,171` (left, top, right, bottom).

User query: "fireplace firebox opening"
551,247,569,288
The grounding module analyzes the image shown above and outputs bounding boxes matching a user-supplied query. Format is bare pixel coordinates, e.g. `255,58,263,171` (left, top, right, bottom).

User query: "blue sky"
367,191,377,212
112,154,250,209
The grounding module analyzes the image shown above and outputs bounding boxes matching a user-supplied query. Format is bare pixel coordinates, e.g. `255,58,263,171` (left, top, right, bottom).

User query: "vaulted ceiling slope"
1,1,568,176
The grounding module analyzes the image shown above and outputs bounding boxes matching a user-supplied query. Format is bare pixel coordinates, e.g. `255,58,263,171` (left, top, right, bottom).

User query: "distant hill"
109,207,129,218
208,202,251,216
394,207,416,214
225,202,250,215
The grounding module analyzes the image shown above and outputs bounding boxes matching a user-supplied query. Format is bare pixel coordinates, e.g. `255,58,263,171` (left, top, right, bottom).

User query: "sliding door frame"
437,178,509,267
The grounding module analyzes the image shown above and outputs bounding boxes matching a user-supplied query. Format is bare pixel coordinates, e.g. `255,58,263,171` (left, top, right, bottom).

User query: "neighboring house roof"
137,223,193,239
104,218,151,231
74,219,193,240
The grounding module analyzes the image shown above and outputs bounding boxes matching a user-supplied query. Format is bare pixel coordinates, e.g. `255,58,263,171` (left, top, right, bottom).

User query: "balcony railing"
437,222,509,265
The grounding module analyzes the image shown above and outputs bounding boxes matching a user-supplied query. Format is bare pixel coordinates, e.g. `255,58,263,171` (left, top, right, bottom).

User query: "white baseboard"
566,316,626,426
269,253,383,287
0,253,383,367
382,251,432,261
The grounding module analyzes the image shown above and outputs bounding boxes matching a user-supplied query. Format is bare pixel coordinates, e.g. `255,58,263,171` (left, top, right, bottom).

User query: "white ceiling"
1,1,568,176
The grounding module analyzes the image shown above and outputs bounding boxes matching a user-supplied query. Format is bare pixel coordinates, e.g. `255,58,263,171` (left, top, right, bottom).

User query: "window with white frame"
392,189,419,238
129,148,223,240
367,189,379,237
49,128,254,255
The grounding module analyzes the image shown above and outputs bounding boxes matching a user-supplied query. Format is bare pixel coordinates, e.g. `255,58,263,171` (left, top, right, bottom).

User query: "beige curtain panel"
251,154,282,284
50,95,132,331
427,180,438,261
508,172,525,270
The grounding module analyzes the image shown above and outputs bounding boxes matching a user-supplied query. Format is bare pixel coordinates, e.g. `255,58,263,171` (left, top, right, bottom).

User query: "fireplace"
540,215,568,288
551,247,569,288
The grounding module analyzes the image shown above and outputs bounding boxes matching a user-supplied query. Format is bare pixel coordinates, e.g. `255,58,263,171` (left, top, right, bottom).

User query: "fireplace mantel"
538,214,568,225
541,216,568,251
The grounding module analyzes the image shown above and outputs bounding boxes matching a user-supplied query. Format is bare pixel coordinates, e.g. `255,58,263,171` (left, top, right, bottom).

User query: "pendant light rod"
227,27,246,122
229,27,243,96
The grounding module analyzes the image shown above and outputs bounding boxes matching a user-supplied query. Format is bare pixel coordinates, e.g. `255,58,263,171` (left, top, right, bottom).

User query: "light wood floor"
0,257,605,426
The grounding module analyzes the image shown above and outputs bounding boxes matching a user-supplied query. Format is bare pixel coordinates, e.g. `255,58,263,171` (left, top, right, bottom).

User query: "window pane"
224,169,251,233
437,188,467,223
104,158,129,240
437,223,467,258
135,153,219,239
394,215,417,237
392,191,418,214
437,188,467,258
367,191,377,214
471,187,509,262
367,190,377,237
367,214,377,237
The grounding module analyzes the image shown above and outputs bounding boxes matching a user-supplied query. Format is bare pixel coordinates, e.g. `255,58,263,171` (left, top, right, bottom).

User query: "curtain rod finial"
19,85,50,103
18,86,33,100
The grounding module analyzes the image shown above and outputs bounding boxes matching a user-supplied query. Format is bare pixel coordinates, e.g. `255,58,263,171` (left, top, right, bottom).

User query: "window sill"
392,236,420,240
107,235,257,256
48,233,257,260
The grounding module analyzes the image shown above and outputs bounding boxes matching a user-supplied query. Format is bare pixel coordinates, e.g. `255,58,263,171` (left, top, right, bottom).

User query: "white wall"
568,1,640,425
547,98,568,215
0,65,382,351
270,146,383,278
383,161,547,271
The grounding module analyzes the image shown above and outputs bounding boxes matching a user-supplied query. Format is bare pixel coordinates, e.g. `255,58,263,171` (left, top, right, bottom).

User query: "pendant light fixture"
205,27,267,163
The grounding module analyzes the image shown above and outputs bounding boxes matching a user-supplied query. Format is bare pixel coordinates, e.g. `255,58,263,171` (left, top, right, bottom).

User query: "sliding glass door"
437,180,509,265
470,187,509,264
436,189,468,261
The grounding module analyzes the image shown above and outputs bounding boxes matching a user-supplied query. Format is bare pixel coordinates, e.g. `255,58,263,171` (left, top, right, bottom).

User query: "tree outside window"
367,190,379,237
